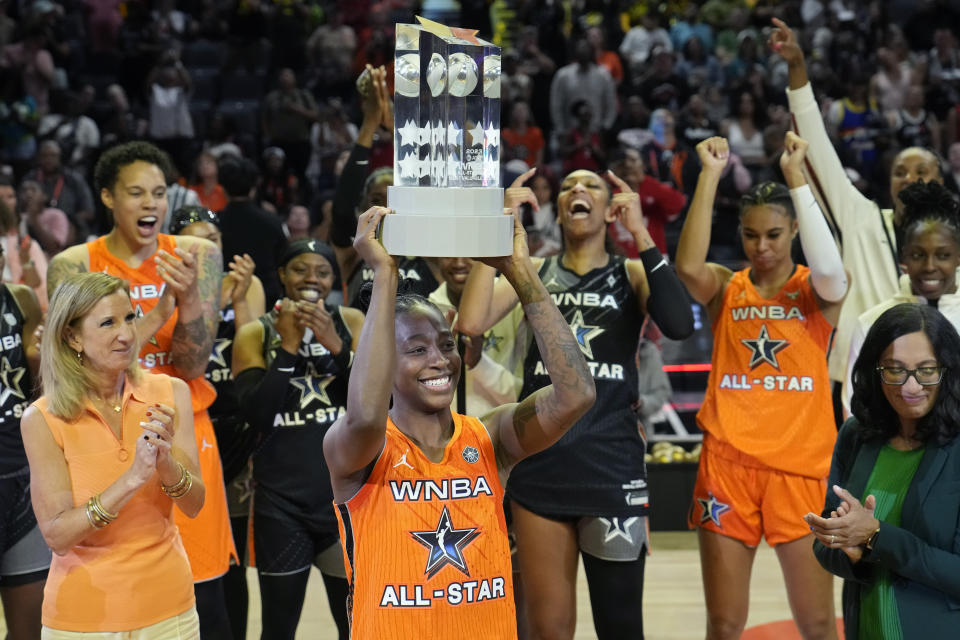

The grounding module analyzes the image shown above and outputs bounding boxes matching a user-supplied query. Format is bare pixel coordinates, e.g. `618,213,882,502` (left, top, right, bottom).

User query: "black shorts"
0,468,50,583
253,514,343,578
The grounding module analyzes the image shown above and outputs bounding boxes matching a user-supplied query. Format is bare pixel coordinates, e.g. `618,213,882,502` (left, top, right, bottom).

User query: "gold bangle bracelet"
85,502,101,529
92,493,118,521
86,499,108,529
165,469,193,499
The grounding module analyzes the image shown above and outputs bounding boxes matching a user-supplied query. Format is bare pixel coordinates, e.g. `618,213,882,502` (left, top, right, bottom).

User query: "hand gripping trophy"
383,17,512,257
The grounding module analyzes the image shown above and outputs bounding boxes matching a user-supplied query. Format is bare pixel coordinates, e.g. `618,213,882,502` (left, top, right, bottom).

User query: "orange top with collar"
86,234,236,580
335,413,517,640
696,266,836,478
34,373,195,632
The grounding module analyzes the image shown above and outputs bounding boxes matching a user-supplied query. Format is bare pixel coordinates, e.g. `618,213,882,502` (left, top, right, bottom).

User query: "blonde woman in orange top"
21,272,204,638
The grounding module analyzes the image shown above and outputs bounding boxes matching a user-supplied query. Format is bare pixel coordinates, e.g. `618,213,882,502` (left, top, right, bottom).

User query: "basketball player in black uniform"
459,169,694,639
0,266,47,639
329,65,441,310
232,238,363,640
170,205,265,640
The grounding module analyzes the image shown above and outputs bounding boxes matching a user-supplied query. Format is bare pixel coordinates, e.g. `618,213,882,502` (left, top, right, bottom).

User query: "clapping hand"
804,485,880,563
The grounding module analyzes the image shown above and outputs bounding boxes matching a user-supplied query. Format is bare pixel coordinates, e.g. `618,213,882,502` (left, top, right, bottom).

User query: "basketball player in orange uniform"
676,134,848,640
46,142,236,639
324,207,596,639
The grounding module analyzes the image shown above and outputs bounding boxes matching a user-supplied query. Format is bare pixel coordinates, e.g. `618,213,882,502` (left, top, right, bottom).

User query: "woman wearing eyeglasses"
807,302,960,638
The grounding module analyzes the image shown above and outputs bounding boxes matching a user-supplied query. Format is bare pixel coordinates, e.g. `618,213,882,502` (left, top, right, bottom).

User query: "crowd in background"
3,0,960,276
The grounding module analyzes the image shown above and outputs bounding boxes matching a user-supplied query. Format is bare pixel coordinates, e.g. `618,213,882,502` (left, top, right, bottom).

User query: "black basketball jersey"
206,304,239,421
510,255,648,518
346,257,439,310
254,305,353,531
0,287,31,473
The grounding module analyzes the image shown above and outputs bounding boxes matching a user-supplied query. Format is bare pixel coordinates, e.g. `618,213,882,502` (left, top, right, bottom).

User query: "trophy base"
384,186,512,257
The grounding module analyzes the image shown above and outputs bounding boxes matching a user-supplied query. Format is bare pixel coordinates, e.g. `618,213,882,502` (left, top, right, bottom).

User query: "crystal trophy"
383,16,511,257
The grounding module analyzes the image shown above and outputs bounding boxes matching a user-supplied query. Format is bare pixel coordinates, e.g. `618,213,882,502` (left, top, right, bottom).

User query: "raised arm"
607,170,694,340
162,236,222,380
457,168,539,336
770,17,872,227
480,214,596,472
780,131,849,322
323,207,397,499
675,137,734,308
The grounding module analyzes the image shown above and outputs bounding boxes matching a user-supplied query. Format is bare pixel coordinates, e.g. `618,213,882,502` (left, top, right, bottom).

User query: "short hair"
94,141,172,193
356,281,445,320
739,181,796,220
850,303,960,446
899,180,960,248
218,156,259,198
41,273,141,420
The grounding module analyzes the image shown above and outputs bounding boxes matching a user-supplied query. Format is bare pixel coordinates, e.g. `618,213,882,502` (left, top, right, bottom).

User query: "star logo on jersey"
483,332,503,352
697,492,731,527
289,362,334,408
410,506,481,579
569,309,604,360
600,517,639,543
209,338,231,368
0,356,25,405
740,324,789,370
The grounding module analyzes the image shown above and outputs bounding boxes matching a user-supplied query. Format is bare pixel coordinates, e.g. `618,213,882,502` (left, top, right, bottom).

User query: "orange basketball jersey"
696,266,836,478
87,234,236,581
335,413,517,640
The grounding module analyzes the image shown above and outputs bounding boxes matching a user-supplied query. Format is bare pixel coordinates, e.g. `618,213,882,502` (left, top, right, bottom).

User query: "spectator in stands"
262,68,319,181
640,108,698,195
549,39,616,147
38,89,100,177
501,48,533,107
147,48,194,177
503,101,545,168
162,163,201,235
219,155,286,306
723,90,768,171
305,5,356,95
615,94,652,150
306,98,357,191
282,204,311,242
620,9,673,74
189,151,227,213
678,92,720,148
560,100,605,174
635,45,690,112
202,114,245,161
676,35,723,91
0,67,38,174
928,27,960,106
100,84,146,149
1,21,55,116
524,169,561,258
0,182,46,308
608,146,686,256
23,140,94,238
259,147,299,213
587,25,622,86
888,85,941,152
826,69,886,181
871,46,916,113
16,177,70,258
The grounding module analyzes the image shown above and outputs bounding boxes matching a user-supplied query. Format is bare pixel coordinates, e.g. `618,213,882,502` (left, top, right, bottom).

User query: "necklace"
93,393,122,413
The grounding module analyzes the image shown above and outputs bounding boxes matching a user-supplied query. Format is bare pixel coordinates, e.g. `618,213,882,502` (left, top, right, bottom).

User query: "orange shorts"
687,436,826,547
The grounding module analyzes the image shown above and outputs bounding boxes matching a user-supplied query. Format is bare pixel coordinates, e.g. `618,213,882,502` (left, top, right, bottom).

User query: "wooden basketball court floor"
0,531,843,638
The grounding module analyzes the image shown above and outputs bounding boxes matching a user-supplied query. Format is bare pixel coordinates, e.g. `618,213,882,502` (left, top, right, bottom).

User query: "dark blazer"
815,419,960,639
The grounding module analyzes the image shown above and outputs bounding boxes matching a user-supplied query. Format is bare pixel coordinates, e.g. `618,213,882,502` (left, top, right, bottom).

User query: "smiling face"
902,223,960,300
438,257,473,300
557,170,612,239
879,331,941,433
393,305,461,413
279,252,334,303
101,160,168,249
66,289,138,375
740,204,797,273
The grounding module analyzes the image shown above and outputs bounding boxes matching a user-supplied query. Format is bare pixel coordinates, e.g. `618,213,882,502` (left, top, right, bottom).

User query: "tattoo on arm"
171,243,221,378
47,257,86,298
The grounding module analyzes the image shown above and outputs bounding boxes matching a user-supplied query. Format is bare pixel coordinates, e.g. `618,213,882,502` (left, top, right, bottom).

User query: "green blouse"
858,444,925,640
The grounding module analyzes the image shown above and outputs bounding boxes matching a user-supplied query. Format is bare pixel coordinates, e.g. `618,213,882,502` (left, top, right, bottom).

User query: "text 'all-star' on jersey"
335,413,517,640
696,266,836,478
253,306,352,532
0,286,31,473
513,254,647,518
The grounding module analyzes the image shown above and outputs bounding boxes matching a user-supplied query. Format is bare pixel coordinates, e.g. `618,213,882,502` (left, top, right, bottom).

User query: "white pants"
41,607,200,640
